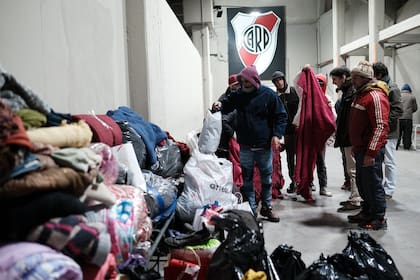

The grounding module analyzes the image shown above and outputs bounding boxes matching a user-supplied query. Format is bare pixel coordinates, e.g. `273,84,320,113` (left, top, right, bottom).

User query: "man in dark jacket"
397,83,418,150
330,66,362,212
212,65,287,222
215,75,240,159
373,62,403,199
271,71,300,193
348,60,390,230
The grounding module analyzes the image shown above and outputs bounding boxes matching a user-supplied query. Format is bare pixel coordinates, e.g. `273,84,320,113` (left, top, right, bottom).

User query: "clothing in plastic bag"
341,231,403,280
270,244,306,280
207,210,276,280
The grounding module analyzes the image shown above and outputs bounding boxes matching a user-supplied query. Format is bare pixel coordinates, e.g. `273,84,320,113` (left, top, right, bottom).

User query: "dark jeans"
355,147,386,219
315,147,327,187
397,119,413,150
284,134,296,184
240,147,273,214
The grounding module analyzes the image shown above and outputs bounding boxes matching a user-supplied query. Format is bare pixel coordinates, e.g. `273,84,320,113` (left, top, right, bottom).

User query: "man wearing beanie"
212,65,288,222
397,83,417,150
271,70,299,194
373,62,403,199
330,66,363,212
348,60,390,230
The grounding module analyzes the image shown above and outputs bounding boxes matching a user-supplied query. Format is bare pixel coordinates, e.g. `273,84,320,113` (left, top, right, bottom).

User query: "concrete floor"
262,146,420,279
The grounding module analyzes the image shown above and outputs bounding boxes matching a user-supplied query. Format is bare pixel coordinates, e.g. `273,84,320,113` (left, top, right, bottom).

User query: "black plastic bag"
270,244,306,279
342,231,403,280
296,254,352,280
207,210,273,280
150,139,184,178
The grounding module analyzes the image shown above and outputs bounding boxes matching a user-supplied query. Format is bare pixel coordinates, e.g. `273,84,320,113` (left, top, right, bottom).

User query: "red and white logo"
231,11,281,74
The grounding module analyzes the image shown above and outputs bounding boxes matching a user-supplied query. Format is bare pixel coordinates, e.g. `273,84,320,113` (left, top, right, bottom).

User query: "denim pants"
384,138,397,196
355,147,386,219
240,147,272,214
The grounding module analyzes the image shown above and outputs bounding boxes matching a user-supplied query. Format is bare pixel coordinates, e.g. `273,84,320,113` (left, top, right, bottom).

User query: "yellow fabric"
242,269,267,280
27,120,93,148
363,80,390,96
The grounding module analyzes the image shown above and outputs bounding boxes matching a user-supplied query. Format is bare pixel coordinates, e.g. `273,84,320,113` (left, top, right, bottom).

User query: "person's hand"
272,136,281,148
212,101,222,112
363,155,375,166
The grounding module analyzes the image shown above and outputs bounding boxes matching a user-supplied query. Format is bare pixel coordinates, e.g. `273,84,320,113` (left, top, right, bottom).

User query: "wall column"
332,0,345,66
368,0,385,63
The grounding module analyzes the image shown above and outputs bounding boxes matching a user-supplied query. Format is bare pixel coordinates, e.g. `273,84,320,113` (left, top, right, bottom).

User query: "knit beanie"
238,65,261,89
401,83,412,92
351,60,373,79
228,74,238,87
271,71,285,83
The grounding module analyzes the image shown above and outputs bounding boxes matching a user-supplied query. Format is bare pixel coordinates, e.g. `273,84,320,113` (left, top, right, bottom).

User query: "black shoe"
340,181,351,191
359,218,387,230
260,207,280,223
287,182,296,193
347,211,370,224
340,200,351,206
310,182,316,192
337,203,361,212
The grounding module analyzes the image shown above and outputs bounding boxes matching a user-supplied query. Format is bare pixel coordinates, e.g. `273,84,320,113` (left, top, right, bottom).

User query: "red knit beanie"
238,65,261,89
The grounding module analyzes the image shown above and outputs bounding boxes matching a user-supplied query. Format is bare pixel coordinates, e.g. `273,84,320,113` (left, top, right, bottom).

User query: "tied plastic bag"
198,110,222,154
270,244,306,280
296,254,350,280
341,231,403,280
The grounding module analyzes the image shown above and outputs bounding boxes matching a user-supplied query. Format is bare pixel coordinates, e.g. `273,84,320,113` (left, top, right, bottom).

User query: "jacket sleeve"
271,94,288,138
412,96,418,113
388,84,403,121
366,90,390,158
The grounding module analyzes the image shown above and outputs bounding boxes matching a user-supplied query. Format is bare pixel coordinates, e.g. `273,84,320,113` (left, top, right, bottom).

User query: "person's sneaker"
260,207,280,223
337,203,361,212
347,211,370,224
340,181,351,191
310,182,316,192
287,182,296,193
359,218,387,230
319,187,332,197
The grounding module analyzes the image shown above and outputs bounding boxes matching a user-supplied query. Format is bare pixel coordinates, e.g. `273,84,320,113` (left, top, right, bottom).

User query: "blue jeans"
240,147,273,214
384,138,397,196
355,147,386,219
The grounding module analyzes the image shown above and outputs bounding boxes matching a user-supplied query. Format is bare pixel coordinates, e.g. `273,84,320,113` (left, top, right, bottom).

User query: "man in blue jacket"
212,65,288,222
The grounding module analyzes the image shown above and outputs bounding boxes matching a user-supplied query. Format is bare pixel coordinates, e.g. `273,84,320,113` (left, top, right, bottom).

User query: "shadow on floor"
300,212,349,228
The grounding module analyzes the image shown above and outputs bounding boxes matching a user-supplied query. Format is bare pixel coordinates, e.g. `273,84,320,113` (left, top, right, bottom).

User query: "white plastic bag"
198,110,222,154
111,142,146,192
176,131,237,222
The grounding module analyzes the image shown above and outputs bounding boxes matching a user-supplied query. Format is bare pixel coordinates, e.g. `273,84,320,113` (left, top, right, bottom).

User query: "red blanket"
294,68,336,200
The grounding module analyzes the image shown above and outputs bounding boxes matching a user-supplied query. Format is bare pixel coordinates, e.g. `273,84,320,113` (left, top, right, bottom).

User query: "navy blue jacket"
220,85,287,148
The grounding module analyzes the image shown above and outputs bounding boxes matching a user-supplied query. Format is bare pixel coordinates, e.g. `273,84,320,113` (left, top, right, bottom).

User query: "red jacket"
349,82,390,158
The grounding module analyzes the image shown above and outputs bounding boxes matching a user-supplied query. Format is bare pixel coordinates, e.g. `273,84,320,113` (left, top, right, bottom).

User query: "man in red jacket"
347,60,390,230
